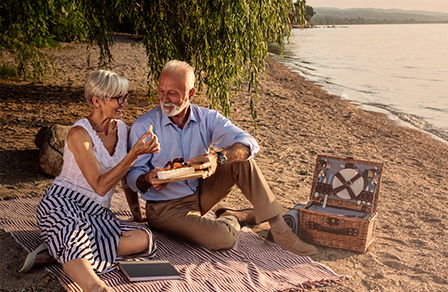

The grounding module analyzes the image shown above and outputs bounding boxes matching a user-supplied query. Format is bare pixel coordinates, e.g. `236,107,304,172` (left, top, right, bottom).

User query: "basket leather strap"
333,172,362,199
305,221,358,236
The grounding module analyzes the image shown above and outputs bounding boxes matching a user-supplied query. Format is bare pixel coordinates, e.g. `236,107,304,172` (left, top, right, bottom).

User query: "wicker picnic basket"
295,155,384,253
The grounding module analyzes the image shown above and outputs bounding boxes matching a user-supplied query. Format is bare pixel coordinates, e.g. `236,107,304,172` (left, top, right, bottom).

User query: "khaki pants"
145,159,284,250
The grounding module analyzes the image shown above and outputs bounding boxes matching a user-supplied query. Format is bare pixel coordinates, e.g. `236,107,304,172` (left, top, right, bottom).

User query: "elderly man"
127,60,317,256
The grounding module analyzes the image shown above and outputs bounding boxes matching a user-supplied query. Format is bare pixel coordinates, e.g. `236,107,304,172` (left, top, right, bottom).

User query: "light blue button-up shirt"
126,104,260,201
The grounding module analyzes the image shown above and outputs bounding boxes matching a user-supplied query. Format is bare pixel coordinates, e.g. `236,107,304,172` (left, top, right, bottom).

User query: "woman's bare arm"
68,126,159,196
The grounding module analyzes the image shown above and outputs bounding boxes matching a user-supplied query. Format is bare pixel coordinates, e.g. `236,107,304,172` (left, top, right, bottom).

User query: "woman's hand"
130,127,160,157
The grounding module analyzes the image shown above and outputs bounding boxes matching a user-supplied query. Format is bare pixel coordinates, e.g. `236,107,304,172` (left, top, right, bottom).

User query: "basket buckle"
326,217,340,226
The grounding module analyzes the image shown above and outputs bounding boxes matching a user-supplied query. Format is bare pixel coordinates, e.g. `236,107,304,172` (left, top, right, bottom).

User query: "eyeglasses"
110,92,131,106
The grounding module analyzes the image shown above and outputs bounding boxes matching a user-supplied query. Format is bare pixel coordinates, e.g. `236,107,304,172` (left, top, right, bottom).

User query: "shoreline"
1,38,448,291
270,54,448,145
357,104,448,145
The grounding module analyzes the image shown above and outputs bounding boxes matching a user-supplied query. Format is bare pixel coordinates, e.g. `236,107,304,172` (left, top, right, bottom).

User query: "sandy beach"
1,36,447,291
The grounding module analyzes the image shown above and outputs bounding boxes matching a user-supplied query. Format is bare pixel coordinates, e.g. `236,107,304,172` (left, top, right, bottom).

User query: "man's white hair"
161,60,195,90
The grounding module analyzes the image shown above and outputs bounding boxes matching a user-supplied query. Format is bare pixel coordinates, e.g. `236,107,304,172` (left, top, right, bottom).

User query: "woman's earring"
98,105,102,109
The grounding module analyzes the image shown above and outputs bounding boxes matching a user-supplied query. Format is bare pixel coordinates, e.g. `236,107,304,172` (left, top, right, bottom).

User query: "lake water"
270,23,448,143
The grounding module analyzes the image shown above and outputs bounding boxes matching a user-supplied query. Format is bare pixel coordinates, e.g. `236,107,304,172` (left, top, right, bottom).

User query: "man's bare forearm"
221,142,250,163
136,173,152,193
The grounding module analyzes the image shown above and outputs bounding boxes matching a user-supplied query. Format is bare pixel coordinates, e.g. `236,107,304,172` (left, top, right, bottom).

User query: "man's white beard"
160,98,189,117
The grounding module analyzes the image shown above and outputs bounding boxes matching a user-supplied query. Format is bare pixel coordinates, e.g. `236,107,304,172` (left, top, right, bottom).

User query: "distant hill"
310,8,448,25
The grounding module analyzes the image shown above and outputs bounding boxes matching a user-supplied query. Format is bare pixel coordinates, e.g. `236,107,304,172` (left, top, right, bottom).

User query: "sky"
305,0,448,13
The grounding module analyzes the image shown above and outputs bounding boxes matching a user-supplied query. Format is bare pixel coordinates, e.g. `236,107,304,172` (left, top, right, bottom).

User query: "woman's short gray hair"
84,70,129,106
161,60,195,91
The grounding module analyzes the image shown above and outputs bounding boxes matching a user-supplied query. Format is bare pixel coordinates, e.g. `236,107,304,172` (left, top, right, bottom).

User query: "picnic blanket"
0,190,350,292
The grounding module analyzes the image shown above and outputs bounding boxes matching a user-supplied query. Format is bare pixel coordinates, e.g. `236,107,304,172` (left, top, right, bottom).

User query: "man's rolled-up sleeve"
210,111,260,159
234,131,260,159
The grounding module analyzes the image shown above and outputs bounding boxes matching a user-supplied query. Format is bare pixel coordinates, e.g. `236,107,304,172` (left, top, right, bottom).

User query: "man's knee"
199,218,240,250
201,230,238,250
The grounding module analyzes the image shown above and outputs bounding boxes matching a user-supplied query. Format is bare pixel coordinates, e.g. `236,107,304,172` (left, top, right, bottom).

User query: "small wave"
323,79,336,85
277,60,321,79
396,113,427,130
281,57,317,72
294,63,316,72
424,106,448,113
357,89,376,94
391,75,419,80
391,74,445,83
403,66,420,69
281,55,314,66
293,59,313,65
340,93,352,100
358,104,448,144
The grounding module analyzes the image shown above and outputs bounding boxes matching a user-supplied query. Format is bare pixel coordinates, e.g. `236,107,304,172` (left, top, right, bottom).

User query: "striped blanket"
0,190,350,292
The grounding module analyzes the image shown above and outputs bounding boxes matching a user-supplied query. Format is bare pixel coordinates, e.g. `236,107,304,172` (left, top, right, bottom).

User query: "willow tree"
0,0,86,81
2,0,306,123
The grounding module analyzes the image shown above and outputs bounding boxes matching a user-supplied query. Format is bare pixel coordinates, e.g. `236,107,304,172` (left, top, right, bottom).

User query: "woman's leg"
62,230,149,291
63,258,112,292
33,250,57,266
117,229,149,256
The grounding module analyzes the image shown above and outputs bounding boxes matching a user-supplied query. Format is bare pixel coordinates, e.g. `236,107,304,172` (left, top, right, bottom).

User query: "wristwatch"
216,151,227,167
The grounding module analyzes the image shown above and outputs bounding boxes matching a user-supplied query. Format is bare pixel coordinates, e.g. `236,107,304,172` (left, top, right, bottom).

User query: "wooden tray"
152,171,205,184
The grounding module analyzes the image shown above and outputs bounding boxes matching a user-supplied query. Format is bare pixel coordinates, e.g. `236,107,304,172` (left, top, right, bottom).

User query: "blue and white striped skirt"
37,183,156,273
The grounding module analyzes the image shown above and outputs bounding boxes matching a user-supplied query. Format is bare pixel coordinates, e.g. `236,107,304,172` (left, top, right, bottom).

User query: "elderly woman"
20,70,159,292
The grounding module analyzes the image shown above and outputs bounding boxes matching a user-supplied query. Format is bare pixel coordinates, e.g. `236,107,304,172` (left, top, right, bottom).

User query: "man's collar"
161,110,172,127
189,104,198,123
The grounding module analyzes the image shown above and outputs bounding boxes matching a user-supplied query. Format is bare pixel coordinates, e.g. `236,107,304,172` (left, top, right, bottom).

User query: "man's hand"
151,169,169,190
186,143,250,178
187,153,219,178
136,169,168,192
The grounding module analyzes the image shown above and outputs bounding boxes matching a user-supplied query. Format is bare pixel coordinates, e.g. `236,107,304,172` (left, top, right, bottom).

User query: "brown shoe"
215,207,257,227
268,229,318,256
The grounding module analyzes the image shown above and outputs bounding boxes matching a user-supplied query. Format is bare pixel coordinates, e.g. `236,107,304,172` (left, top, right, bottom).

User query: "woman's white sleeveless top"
53,118,128,208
